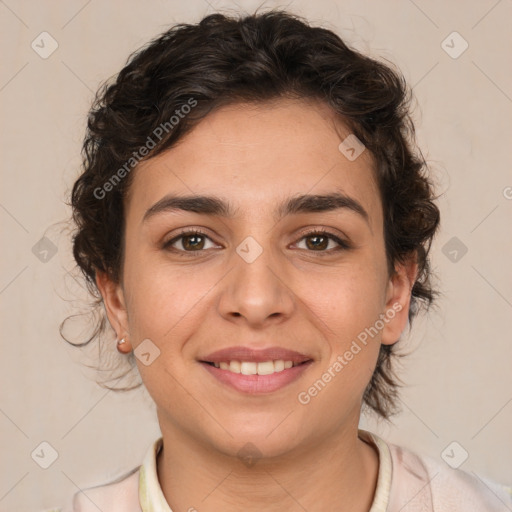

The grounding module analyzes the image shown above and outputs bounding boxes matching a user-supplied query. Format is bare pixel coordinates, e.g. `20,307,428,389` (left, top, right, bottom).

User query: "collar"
139,429,392,512
358,429,393,512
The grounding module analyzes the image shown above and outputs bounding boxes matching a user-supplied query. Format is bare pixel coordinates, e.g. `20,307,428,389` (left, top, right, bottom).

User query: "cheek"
298,279,384,413
306,257,388,335
304,253,388,383
122,252,218,347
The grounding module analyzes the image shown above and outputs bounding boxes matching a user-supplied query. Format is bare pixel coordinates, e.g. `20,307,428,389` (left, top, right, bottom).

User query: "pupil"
307,235,327,250
185,235,203,250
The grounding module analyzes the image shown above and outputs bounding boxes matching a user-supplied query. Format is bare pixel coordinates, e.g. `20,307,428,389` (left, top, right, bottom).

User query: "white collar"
138,429,392,512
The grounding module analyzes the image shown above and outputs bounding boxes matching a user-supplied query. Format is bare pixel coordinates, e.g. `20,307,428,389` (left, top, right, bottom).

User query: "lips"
200,346,312,364
198,345,314,394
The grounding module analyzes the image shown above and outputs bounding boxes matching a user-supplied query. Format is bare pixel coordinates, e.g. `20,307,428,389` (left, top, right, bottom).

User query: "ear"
95,270,130,343
380,253,418,345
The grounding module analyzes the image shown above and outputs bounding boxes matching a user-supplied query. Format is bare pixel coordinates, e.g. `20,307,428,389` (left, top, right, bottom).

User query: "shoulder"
71,466,141,512
387,440,512,511
67,437,163,512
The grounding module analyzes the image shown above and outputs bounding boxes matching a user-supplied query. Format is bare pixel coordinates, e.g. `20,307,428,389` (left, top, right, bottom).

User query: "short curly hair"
63,9,440,419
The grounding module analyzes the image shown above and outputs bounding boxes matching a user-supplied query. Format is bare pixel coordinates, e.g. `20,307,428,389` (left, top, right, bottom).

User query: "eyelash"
163,228,351,256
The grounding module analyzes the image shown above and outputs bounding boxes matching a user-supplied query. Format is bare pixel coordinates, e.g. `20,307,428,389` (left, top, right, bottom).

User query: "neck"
156,421,379,512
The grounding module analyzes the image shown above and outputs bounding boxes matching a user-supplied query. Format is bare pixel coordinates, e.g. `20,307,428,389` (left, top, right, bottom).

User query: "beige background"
1,0,511,510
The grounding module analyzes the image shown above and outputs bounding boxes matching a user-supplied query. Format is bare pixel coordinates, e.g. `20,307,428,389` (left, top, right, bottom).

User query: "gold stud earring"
116,337,131,354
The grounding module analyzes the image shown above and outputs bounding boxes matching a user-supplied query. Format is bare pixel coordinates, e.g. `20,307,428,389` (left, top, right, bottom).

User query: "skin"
97,97,418,512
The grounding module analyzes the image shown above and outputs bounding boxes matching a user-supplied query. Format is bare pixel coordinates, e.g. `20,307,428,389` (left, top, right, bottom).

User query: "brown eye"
305,234,329,250
181,233,205,250
296,229,350,253
164,229,215,253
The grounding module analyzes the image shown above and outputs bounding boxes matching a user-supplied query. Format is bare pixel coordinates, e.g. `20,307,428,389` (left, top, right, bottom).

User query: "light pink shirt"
51,429,511,511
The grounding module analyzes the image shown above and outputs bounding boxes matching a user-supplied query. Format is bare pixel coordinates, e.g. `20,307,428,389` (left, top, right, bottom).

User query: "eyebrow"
142,192,370,225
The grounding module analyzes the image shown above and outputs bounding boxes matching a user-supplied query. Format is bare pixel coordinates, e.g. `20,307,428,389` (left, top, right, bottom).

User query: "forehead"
126,98,382,227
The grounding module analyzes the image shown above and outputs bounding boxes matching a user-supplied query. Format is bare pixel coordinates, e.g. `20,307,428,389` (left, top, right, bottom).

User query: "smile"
200,359,313,394
207,359,302,375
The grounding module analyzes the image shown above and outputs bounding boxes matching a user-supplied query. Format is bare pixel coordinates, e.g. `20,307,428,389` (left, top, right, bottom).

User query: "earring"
116,337,131,354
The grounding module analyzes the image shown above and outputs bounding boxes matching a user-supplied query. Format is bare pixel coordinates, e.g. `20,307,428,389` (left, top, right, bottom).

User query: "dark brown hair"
63,9,440,419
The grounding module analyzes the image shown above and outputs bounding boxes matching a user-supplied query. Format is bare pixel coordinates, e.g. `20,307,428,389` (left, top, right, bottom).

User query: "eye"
294,228,350,253
163,227,351,256
163,229,217,254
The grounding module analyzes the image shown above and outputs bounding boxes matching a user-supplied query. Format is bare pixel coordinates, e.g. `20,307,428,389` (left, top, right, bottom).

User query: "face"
98,98,416,458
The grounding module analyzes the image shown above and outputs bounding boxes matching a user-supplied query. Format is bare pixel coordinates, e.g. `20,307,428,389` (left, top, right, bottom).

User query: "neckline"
140,429,392,512
358,429,393,512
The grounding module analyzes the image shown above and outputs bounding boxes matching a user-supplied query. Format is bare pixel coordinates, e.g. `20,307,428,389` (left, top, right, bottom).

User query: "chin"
203,414,308,461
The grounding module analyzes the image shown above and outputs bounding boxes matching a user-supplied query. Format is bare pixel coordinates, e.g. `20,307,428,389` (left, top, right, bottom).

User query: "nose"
217,239,295,328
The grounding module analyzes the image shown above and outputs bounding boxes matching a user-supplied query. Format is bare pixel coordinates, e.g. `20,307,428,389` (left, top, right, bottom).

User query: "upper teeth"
213,360,298,375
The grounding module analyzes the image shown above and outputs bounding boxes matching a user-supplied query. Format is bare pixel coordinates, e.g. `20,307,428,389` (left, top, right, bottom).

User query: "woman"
59,9,511,512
